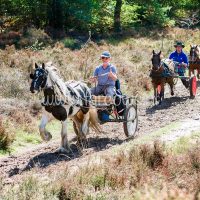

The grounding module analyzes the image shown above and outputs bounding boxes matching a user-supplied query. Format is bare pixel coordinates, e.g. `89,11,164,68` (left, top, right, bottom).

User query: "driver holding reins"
169,41,189,88
90,51,117,97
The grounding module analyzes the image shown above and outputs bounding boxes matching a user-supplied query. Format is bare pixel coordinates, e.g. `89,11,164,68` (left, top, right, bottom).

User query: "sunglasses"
101,57,109,59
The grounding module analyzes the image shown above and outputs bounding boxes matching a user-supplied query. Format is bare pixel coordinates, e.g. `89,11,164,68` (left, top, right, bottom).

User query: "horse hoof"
171,92,174,96
55,147,70,154
76,138,88,149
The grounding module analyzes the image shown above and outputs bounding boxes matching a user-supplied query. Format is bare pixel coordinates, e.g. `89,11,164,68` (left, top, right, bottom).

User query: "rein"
189,60,200,64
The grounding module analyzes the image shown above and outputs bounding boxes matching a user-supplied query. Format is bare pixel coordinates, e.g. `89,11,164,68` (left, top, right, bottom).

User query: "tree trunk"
114,0,122,32
48,0,64,30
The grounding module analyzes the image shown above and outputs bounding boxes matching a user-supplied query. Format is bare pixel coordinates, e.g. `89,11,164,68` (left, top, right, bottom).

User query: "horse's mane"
45,62,62,82
45,62,88,100
45,62,67,95
45,61,60,74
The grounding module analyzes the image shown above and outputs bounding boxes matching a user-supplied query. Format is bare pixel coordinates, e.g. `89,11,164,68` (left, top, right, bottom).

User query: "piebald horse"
189,45,200,78
30,62,100,153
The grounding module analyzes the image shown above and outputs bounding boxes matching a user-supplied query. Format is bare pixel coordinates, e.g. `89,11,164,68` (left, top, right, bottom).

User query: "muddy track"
1,81,200,184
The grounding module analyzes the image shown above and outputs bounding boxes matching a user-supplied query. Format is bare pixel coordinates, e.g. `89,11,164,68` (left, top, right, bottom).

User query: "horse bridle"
151,57,163,72
152,65,163,72
32,69,48,91
190,46,200,64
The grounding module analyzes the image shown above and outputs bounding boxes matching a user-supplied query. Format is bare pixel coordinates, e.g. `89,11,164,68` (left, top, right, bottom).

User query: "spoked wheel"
153,93,157,104
123,104,138,138
189,76,197,98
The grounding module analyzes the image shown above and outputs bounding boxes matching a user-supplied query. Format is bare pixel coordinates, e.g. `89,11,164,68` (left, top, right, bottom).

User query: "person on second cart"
90,51,117,97
169,41,189,88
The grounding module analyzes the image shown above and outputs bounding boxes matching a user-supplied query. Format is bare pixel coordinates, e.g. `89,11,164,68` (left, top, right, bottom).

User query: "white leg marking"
81,112,89,136
60,119,70,152
39,110,52,141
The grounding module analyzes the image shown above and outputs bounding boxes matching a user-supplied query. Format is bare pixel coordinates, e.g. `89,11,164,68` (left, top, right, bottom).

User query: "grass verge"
0,119,74,156
0,142,199,200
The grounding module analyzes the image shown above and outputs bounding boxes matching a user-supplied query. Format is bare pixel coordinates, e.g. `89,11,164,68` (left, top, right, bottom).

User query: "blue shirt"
169,51,188,65
94,64,117,86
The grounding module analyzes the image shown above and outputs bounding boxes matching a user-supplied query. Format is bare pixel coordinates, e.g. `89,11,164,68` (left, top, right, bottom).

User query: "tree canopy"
0,0,199,35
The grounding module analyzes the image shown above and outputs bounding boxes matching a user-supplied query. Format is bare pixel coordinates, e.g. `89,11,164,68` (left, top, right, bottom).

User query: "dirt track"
0,80,200,184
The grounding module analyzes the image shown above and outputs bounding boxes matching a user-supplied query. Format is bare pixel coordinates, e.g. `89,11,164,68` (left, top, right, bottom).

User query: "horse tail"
74,108,101,134
88,107,101,133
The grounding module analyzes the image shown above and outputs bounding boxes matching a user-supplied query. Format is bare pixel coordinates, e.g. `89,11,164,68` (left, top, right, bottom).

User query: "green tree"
0,0,199,36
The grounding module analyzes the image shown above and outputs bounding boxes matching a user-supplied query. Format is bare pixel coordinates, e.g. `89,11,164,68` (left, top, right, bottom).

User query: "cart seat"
115,79,122,95
92,96,114,107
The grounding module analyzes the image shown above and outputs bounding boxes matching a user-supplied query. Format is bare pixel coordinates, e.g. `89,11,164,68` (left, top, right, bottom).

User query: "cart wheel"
154,90,157,104
189,76,197,98
123,104,138,138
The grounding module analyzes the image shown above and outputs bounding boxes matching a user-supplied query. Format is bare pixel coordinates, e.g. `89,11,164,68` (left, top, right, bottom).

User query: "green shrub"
62,38,80,49
121,3,141,27
139,141,166,169
138,2,175,27
189,145,200,171
0,119,15,151
18,28,52,48
91,174,106,191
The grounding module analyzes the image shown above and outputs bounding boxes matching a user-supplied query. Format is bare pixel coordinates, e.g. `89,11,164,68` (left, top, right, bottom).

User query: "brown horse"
189,45,200,78
151,50,175,105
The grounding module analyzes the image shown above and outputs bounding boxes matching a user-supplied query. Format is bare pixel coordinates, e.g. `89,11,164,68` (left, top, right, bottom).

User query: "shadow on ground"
146,95,190,114
8,137,124,177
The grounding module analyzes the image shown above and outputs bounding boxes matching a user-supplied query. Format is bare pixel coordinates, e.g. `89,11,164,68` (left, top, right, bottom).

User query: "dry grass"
0,62,30,100
52,143,200,199
1,27,200,99
9,110,37,133
0,117,15,151
139,141,166,170
1,142,199,199
190,146,200,171
0,28,52,49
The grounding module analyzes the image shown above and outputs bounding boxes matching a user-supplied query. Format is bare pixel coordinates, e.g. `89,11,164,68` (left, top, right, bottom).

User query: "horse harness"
189,60,200,64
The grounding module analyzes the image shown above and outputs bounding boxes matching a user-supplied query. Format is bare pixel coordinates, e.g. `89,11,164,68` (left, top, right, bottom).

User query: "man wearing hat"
169,41,189,88
90,51,117,97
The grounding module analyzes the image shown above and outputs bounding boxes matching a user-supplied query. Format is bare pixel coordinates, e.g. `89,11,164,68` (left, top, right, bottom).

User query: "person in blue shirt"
169,41,189,88
90,51,117,97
